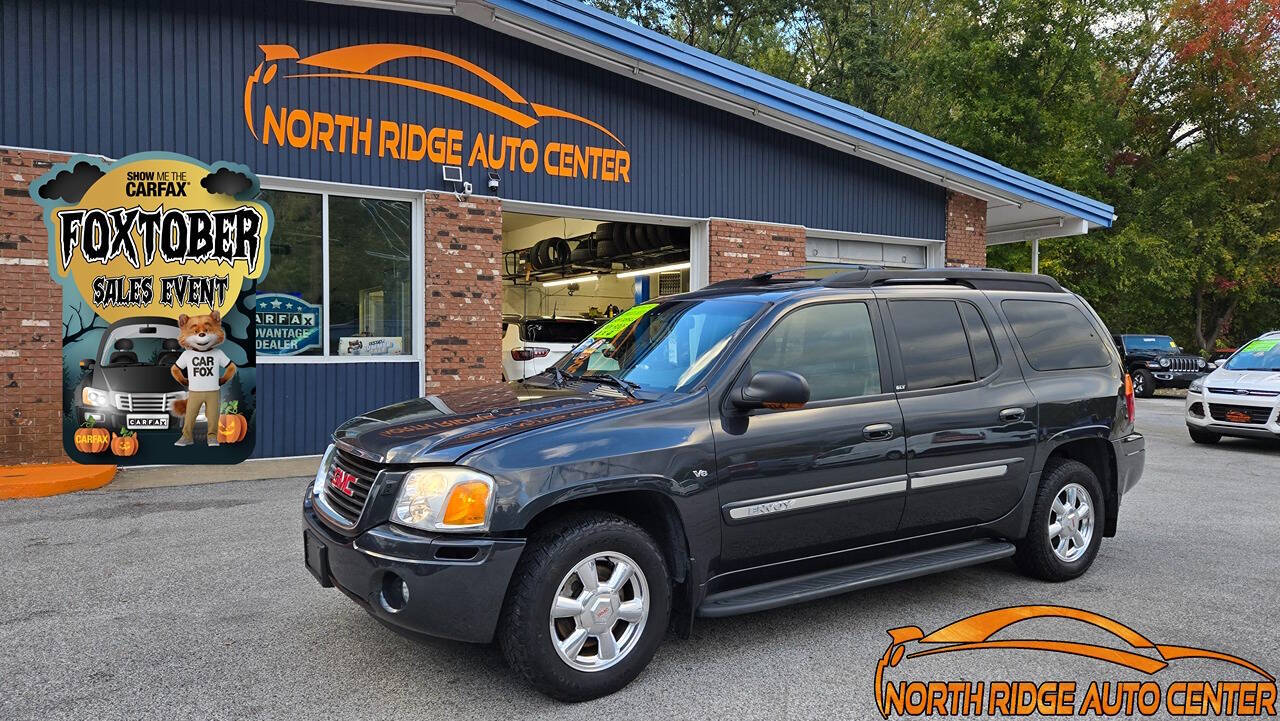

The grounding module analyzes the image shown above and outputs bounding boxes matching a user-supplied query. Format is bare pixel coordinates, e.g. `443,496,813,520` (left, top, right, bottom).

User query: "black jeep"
1112,333,1207,397
302,268,1145,700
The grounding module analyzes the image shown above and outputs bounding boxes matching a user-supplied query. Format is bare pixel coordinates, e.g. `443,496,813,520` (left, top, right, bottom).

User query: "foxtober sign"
243,43,632,183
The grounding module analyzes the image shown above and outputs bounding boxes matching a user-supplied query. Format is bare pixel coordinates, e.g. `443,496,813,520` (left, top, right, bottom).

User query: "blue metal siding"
253,362,419,457
1,0,945,238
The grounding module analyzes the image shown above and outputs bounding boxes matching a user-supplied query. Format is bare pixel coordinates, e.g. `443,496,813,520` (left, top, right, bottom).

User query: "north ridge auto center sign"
256,292,321,355
244,43,632,183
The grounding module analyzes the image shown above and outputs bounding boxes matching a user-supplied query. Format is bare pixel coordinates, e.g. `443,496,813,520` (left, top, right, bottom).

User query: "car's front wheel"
1014,458,1105,582
1188,426,1221,444
499,512,670,701
1131,369,1155,398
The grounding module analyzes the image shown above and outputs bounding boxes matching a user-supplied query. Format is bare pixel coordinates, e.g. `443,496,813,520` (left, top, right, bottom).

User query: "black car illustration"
74,317,193,433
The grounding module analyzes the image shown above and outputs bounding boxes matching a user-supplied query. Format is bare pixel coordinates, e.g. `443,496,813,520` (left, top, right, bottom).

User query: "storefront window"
327,197,413,356
255,189,415,359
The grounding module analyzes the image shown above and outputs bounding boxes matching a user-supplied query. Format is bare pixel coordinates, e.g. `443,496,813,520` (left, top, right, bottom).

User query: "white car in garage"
501,315,599,381
1185,331,1280,444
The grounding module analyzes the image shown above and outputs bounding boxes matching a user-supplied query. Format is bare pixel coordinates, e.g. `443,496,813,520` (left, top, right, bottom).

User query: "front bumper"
1185,392,1280,439
1150,370,1204,388
302,492,525,643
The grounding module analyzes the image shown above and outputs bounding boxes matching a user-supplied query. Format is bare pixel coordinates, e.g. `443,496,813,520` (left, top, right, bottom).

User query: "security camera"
487,172,500,193
462,181,473,196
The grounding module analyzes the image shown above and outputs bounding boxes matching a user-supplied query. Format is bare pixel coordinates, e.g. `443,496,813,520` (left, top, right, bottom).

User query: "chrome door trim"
724,474,908,521
909,457,1023,490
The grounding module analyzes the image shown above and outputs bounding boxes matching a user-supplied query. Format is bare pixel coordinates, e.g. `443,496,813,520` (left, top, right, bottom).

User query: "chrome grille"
322,450,380,524
1166,356,1201,372
1208,404,1274,424
114,392,182,412
1208,387,1280,397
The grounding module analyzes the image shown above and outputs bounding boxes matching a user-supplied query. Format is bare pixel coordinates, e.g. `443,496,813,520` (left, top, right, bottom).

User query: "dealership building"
0,0,1114,463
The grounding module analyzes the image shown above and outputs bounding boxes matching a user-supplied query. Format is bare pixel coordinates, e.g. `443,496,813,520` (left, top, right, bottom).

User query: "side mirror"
79,359,95,372
733,370,810,411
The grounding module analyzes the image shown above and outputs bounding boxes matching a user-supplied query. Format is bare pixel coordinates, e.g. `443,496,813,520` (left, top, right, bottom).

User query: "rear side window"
521,320,596,344
889,300,976,390
959,302,998,379
1001,300,1111,371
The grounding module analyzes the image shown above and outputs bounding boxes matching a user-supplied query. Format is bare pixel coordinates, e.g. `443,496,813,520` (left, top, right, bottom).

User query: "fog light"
379,574,410,613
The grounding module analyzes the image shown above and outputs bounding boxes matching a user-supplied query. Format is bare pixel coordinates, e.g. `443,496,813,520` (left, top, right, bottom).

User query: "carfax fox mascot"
170,311,237,446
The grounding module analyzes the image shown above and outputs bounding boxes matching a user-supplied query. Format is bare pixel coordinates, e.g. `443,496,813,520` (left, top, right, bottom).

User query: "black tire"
1131,369,1155,398
1013,458,1105,582
569,241,594,264
1188,426,1221,445
594,222,616,240
499,512,671,702
614,224,634,255
533,239,553,270
595,239,617,260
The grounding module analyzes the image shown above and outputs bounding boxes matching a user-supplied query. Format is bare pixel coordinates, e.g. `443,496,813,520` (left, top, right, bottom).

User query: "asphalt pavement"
2,397,1277,720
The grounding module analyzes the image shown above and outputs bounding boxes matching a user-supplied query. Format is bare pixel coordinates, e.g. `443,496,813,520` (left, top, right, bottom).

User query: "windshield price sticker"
591,303,657,340
1241,339,1277,353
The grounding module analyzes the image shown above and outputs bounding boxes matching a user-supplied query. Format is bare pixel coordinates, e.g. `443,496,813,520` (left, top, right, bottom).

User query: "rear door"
713,299,907,569
881,291,1038,535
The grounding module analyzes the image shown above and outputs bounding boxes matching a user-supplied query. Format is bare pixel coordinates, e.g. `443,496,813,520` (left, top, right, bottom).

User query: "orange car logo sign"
875,605,1276,717
243,43,631,183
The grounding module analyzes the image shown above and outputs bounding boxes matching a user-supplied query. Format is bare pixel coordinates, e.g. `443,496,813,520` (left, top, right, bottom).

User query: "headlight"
393,467,495,532
81,386,108,407
312,444,337,497
1189,378,1203,394
1197,358,1206,368
1158,357,1171,368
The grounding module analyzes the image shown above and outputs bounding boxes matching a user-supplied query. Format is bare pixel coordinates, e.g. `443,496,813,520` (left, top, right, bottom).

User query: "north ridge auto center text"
260,106,632,182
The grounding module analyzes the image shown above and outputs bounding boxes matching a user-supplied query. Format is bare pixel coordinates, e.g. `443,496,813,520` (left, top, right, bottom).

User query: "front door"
713,300,908,570
881,295,1038,535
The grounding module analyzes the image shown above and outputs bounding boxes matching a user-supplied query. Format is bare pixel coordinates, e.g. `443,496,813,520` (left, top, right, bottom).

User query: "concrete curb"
0,463,117,499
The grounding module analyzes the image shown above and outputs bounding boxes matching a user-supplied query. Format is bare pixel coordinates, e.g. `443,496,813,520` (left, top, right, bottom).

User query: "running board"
697,539,1016,618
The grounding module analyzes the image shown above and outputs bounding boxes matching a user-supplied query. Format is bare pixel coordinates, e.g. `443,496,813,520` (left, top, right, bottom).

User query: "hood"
333,382,649,464
1203,369,1280,391
91,364,185,395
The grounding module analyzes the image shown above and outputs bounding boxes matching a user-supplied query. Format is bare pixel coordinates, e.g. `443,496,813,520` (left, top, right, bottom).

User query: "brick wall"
422,192,503,392
944,191,987,267
0,148,71,465
707,219,805,283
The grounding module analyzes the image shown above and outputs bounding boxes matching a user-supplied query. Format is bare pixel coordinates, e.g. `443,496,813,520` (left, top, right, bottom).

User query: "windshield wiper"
592,373,640,398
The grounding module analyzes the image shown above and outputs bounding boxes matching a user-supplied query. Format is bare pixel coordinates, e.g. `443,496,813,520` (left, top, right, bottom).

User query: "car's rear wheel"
1131,369,1155,398
1014,459,1105,581
1188,426,1221,444
499,512,670,701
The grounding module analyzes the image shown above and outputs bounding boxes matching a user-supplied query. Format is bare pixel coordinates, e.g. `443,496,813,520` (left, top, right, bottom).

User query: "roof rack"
819,267,1064,292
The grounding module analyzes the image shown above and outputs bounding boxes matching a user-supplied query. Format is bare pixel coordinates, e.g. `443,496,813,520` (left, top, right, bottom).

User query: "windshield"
1123,335,1178,352
100,324,180,366
554,299,762,392
1224,339,1280,371
522,319,597,344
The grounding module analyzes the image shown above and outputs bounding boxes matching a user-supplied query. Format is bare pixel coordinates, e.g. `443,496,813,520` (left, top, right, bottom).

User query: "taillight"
510,347,550,361
1123,373,1136,423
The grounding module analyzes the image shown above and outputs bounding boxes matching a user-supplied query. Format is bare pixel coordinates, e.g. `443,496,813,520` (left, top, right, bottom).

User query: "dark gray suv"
302,268,1145,700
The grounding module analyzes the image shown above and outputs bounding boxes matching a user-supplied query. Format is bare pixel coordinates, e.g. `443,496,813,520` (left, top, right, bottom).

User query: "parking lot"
2,396,1277,720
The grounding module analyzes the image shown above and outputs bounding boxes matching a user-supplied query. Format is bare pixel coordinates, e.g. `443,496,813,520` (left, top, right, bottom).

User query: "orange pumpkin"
111,430,139,457
73,420,111,454
217,401,248,444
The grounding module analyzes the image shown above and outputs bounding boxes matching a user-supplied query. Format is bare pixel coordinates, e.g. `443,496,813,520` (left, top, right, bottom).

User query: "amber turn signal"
442,481,491,526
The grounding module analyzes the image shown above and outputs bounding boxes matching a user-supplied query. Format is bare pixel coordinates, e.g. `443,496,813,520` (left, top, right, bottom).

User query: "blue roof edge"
486,0,1115,228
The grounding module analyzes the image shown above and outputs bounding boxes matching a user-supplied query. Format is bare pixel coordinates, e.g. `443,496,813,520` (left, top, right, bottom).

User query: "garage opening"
500,211,691,380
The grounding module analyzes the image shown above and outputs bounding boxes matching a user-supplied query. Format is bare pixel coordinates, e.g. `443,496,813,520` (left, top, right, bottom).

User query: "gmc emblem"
329,466,358,496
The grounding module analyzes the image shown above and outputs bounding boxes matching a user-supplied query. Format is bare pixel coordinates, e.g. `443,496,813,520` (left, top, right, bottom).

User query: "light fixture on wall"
542,274,598,287
616,261,691,278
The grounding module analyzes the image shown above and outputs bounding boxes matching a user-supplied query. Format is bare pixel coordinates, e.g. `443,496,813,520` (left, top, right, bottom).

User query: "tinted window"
1002,300,1111,371
889,300,975,390
959,302,998,379
522,320,596,344
748,302,881,401
1123,335,1177,351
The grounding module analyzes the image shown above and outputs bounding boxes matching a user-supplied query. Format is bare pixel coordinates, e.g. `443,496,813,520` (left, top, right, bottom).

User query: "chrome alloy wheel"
549,552,649,672
1049,482,1095,563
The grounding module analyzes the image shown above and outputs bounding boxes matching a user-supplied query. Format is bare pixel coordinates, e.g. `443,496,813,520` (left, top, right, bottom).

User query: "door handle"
863,423,894,441
999,407,1026,423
